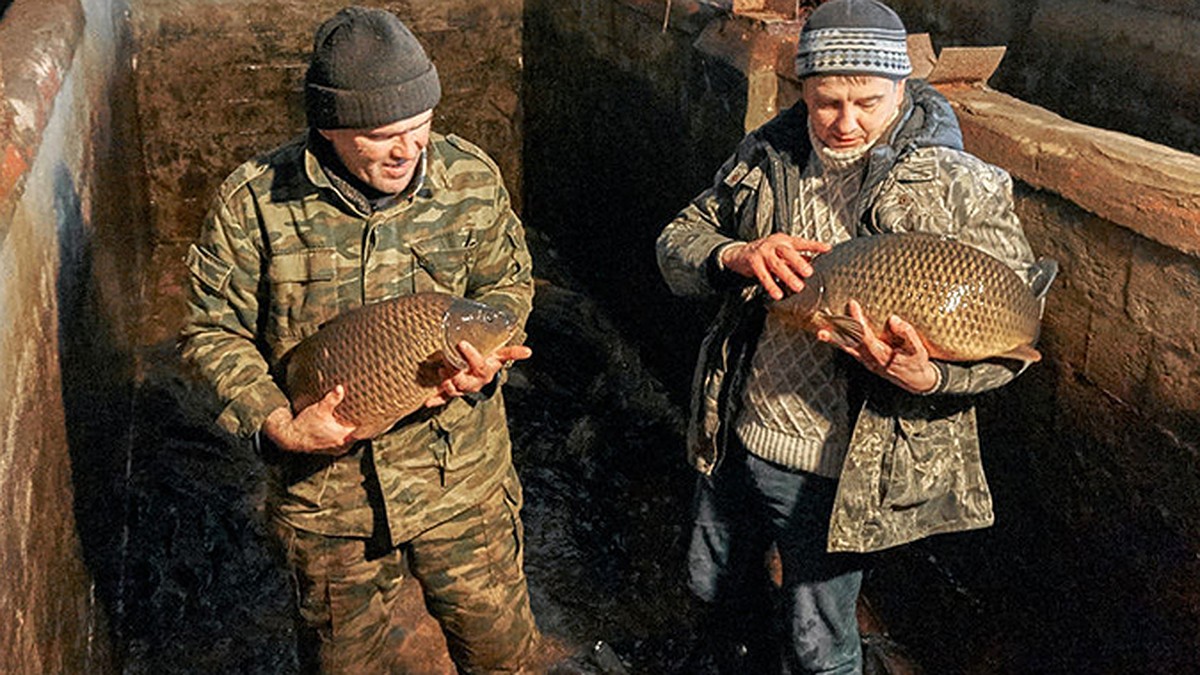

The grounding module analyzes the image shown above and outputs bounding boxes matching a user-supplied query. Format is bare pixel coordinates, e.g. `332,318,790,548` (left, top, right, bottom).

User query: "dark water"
506,281,698,672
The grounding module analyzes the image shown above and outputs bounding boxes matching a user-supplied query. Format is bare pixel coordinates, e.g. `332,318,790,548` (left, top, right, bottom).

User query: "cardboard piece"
926,45,1007,85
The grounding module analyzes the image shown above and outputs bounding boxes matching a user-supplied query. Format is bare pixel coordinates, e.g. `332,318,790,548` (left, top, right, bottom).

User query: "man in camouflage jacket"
656,0,1039,672
179,7,538,673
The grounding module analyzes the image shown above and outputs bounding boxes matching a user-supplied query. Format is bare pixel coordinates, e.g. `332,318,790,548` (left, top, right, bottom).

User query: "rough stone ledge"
0,0,85,242
943,85,1200,259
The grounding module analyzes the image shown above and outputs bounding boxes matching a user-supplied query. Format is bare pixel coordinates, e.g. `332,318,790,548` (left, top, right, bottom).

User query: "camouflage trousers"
273,483,541,674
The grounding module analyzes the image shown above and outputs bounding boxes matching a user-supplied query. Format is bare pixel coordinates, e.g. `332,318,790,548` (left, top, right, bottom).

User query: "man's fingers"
843,300,890,367
788,236,831,256
457,340,487,371
494,344,533,362
749,257,784,299
776,245,814,278
766,256,806,294
316,384,347,414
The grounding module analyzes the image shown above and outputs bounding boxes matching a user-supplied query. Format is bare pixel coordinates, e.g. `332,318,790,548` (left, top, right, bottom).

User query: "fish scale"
774,232,1054,363
285,292,517,440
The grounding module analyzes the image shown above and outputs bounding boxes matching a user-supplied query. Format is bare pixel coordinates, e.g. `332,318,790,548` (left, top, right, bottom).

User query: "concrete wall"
132,0,525,347
886,0,1200,155
525,0,1200,671
0,0,146,671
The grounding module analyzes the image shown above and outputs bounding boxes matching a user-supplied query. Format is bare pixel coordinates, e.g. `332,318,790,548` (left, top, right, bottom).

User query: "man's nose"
833,108,857,134
392,132,421,158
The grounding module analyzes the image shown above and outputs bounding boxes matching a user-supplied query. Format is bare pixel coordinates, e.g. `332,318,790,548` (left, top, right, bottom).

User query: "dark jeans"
689,443,863,674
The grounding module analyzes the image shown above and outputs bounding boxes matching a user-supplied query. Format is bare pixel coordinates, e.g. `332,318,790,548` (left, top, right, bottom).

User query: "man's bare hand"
423,342,533,408
262,385,358,454
817,300,940,394
720,234,831,300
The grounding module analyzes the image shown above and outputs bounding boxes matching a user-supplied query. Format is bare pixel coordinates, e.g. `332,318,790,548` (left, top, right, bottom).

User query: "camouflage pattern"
180,130,534,545
179,129,538,670
273,470,539,673
656,79,1037,553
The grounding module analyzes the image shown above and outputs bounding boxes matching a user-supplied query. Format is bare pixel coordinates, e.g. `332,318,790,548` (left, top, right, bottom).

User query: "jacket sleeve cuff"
922,361,950,395
215,379,292,438
705,241,751,290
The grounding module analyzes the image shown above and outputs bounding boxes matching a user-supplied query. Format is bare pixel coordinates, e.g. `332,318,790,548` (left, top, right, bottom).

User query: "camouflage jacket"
180,131,534,545
657,80,1036,553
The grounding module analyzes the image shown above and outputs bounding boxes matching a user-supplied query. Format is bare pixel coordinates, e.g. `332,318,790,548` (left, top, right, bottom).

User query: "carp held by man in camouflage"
774,232,1057,363
284,293,518,440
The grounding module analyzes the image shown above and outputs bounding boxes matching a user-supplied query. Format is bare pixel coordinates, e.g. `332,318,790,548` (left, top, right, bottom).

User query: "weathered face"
319,109,434,194
802,75,905,151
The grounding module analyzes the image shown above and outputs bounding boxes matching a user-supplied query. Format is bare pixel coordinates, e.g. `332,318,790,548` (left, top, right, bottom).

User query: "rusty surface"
0,0,83,243
943,85,1200,258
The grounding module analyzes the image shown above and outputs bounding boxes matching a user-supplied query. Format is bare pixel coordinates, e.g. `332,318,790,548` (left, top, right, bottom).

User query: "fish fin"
821,313,866,348
1028,258,1059,300
1000,344,1042,364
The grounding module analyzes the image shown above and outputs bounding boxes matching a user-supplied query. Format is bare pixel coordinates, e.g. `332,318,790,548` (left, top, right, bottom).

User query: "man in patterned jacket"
179,7,539,672
657,0,1040,672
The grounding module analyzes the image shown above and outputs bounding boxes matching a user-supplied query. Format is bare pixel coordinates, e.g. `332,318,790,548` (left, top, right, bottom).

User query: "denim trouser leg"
689,447,863,675
746,453,863,674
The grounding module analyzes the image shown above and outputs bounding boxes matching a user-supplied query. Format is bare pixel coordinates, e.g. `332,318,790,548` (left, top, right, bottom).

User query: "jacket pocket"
882,412,964,509
186,244,232,295
411,234,476,294
266,247,339,338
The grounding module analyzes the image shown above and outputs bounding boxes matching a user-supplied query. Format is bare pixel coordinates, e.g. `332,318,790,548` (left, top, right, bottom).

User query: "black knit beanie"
305,6,442,129
796,0,912,80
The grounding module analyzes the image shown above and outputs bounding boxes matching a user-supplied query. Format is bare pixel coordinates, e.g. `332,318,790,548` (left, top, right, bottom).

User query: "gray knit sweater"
734,127,874,477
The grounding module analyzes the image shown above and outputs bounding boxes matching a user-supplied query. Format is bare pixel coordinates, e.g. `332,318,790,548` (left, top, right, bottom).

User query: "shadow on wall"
53,162,130,644
521,0,741,402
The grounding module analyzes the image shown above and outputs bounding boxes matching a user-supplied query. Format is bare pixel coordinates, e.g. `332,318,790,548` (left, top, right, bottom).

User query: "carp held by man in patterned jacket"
773,232,1058,364
284,292,518,440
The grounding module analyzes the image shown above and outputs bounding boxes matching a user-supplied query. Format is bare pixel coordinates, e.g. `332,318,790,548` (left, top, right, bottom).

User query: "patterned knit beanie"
795,0,912,80
305,6,442,129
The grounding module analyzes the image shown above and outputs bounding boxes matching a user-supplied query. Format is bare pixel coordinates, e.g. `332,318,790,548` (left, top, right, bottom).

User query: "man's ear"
317,128,334,142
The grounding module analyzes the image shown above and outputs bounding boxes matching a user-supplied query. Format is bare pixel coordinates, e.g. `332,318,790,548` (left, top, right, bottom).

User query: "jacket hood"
890,79,963,153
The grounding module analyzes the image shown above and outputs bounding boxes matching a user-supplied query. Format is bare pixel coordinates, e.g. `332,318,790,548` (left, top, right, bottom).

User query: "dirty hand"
263,385,358,454
818,300,941,394
423,341,533,408
720,234,831,300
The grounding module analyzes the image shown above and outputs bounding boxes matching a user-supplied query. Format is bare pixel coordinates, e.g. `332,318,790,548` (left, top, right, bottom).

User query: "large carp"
774,232,1057,363
284,293,518,440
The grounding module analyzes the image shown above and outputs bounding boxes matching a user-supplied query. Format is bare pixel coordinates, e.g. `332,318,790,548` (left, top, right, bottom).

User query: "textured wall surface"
0,0,146,672
886,0,1200,155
